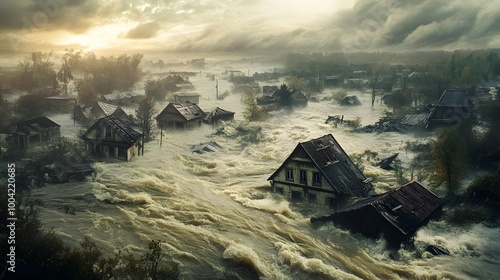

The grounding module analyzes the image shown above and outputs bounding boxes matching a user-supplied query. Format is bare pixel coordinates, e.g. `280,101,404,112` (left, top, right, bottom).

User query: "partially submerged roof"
92,101,119,117
291,90,307,101
339,95,361,106
268,134,371,197
334,181,443,236
399,113,428,126
156,102,205,122
1,116,60,135
102,91,141,101
81,116,142,145
191,141,222,154
205,107,235,119
435,89,473,108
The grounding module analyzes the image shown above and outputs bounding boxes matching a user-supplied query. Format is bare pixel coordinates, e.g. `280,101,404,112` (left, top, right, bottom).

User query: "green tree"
275,84,293,108
430,128,468,195
243,91,267,121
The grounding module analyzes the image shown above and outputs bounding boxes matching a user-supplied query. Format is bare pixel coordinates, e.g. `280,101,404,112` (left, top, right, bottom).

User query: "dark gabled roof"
340,96,361,106
268,134,371,197
210,107,234,117
81,116,142,145
1,116,60,135
156,102,205,122
291,90,307,101
336,181,443,235
435,89,473,108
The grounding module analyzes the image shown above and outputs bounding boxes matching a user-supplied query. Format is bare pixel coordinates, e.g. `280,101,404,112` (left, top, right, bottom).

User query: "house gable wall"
270,146,342,207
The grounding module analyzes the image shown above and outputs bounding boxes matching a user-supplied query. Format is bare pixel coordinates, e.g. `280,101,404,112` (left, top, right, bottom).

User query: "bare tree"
136,96,158,142
367,64,385,107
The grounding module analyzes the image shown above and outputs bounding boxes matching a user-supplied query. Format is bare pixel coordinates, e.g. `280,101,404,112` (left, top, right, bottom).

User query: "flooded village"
1,1,500,279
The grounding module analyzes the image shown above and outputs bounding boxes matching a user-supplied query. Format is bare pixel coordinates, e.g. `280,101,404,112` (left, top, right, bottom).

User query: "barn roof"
335,181,443,235
435,89,473,108
268,134,371,197
1,116,60,135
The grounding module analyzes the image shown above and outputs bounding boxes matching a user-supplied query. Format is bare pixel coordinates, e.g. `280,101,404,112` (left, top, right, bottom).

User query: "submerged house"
317,181,443,245
426,89,474,129
102,91,142,106
81,116,143,161
271,89,309,107
156,102,205,130
74,101,131,125
268,134,372,209
339,95,361,106
203,107,235,125
1,116,60,149
173,93,201,104
190,141,222,154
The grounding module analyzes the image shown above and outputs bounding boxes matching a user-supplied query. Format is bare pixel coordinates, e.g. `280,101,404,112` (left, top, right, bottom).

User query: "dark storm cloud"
0,0,105,33
329,0,500,51
1,0,499,54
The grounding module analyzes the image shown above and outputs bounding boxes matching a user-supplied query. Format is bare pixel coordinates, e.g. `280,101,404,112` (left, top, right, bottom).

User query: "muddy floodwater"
31,65,500,279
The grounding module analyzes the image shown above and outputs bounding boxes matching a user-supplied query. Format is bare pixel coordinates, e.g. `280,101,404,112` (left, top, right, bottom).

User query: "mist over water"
30,63,500,279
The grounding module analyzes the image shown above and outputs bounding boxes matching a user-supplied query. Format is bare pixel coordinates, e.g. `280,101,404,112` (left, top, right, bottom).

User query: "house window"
325,197,335,208
105,126,112,138
118,148,127,158
96,128,102,138
285,169,294,181
291,191,302,201
300,170,307,184
313,173,322,187
308,193,317,203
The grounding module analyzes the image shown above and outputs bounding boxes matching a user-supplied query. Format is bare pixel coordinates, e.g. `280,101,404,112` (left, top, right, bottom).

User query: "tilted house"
81,116,143,161
203,107,235,125
156,102,205,130
1,116,60,149
268,134,372,209
426,89,473,129
321,181,443,246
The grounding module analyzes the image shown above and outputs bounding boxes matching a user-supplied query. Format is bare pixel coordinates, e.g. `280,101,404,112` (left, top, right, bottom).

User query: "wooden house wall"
270,149,341,208
83,124,141,161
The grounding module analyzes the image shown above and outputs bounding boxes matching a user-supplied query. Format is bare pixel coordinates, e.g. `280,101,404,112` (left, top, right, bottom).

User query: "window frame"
285,169,294,181
313,172,322,187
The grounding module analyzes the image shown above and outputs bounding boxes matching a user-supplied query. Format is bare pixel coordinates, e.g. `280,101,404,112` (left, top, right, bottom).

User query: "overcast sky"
0,0,499,56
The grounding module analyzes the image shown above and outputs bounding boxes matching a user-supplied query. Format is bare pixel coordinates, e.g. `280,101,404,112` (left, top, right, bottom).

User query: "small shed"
1,116,60,149
320,181,443,245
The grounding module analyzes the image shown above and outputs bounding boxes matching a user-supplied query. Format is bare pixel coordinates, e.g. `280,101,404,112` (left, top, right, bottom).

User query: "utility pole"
160,126,163,148
215,77,219,100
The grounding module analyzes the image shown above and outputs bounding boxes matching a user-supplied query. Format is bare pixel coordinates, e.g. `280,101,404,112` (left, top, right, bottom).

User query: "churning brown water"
32,65,500,279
